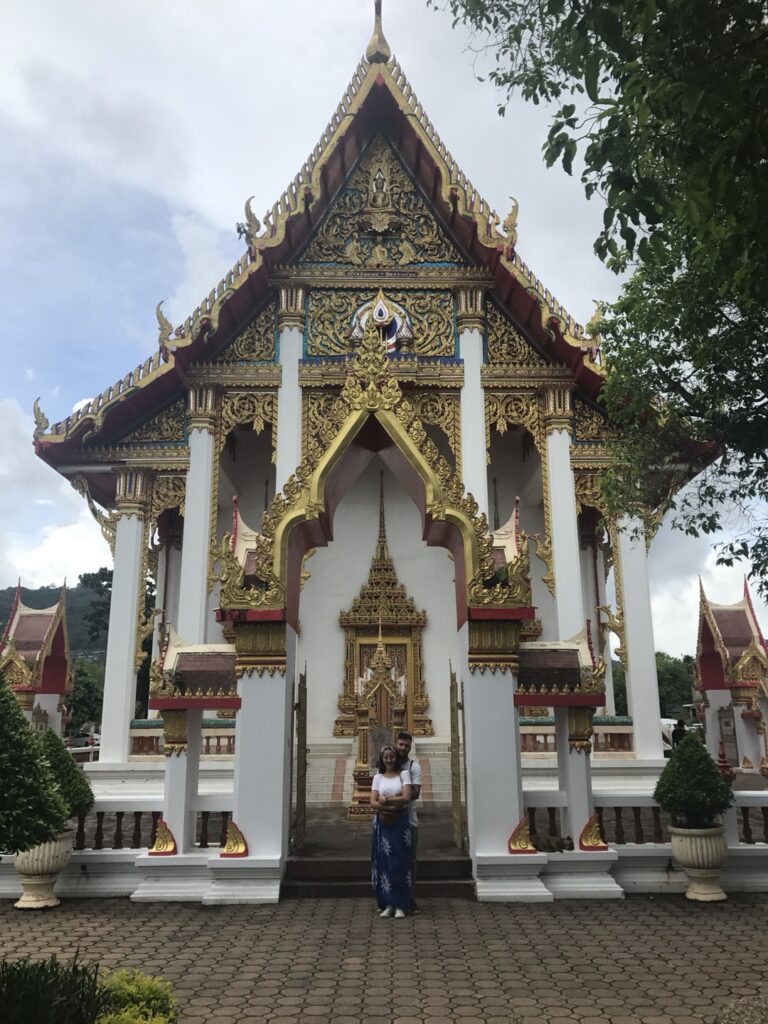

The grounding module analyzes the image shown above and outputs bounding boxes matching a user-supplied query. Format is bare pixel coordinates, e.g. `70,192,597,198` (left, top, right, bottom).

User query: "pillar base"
203,856,283,904
541,849,623,899
474,854,552,902
130,852,209,902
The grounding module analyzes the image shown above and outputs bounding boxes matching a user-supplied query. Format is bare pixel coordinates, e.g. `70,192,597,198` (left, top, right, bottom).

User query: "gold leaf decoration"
306,288,454,358
215,301,276,362
119,399,186,445
300,135,464,269
486,303,548,369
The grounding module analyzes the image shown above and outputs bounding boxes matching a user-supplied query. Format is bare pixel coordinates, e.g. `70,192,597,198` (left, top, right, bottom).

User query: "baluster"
762,807,768,844
199,811,210,848
150,811,161,848
632,807,644,844
652,807,663,843
595,807,606,844
94,811,105,850
219,811,230,847
614,807,625,844
527,807,537,839
131,812,142,848
741,806,755,844
113,811,124,850
548,806,558,838
75,812,86,851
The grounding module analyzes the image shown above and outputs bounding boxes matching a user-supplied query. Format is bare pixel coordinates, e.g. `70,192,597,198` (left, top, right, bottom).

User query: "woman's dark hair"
377,744,399,773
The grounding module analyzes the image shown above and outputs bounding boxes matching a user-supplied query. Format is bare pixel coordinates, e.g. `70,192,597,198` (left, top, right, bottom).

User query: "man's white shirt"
404,757,422,826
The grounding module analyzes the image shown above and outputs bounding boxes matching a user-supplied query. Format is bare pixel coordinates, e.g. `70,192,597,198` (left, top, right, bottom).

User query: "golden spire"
376,471,389,560
366,0,391,64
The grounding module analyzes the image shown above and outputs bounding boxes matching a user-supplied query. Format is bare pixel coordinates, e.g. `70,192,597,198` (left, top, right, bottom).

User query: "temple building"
30,5,667,901
696,579,768,772
0,583,71,735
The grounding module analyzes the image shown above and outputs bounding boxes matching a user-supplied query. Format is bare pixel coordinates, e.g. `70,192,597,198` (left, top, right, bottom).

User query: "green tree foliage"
78,568,113,647
70,659,105,731
41,730,95,819
0,675,68,853
611,652,692,717
654,732,733,827
432,0,768,588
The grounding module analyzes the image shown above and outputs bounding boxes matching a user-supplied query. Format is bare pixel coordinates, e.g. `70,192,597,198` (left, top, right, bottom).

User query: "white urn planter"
14,828,74,910
669,825,727,902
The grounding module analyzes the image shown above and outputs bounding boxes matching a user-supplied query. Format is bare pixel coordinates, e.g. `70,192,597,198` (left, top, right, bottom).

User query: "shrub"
654,732,734,828
97,1012,174,1024
41,729,95,819
99,971,177,1024
0,955,104,1024
0,674,69,853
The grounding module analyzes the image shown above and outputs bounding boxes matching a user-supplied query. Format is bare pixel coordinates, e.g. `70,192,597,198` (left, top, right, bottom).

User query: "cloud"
0,399,109,588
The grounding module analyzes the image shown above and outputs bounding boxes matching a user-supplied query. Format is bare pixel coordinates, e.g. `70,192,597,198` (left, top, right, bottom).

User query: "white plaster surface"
275,326,302,493
459,327,489,519
297,461,460,742
177,427,215,643
546,428,585,641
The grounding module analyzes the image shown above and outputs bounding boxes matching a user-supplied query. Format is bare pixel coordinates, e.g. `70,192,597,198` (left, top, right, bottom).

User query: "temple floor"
2,894,766,1023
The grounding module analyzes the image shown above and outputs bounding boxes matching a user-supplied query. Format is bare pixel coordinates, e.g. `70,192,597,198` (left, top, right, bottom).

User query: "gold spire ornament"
366,0,391,64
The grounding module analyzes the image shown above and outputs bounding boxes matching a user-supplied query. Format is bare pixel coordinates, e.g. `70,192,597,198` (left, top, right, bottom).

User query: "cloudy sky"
1,0,764,655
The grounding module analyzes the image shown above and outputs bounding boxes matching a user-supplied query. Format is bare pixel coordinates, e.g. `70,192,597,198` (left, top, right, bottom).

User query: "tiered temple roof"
696,578,768,690
0,583,71,699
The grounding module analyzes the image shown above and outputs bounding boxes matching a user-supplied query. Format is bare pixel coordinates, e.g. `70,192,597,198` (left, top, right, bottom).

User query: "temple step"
282,855,474,899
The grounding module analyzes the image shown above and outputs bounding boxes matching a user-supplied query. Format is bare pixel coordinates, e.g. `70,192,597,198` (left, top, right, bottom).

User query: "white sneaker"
394,908,406,919
379,906,394,918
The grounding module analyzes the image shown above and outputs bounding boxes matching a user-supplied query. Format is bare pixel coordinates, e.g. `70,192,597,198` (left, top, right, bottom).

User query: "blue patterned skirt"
371,812,415,912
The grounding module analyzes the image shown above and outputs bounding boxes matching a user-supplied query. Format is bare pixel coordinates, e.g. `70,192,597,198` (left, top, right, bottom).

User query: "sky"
0,0,765,655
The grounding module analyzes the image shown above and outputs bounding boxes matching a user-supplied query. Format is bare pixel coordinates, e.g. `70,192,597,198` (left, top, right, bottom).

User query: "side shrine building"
31,8,667,901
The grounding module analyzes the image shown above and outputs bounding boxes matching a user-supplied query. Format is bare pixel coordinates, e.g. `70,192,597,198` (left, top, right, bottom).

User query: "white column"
177,389,217,643
101,487,147,763
544,415,585,642
555,707,593,842
461,623,549,901
594,544,616,716
162,709,202,853
275,290,305,493
232,625,296,861
732,703,763,769
457,290,489,520
616,516,663,759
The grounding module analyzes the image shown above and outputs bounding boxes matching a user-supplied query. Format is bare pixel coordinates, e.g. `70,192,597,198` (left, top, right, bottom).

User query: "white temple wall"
297,460,460,743
487,430,557,639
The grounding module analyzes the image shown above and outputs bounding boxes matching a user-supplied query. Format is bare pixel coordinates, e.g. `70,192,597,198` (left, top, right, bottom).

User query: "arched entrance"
215,321,540,900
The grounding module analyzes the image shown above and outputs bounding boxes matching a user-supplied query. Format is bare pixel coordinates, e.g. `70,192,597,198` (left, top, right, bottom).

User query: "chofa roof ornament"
366,0,392,64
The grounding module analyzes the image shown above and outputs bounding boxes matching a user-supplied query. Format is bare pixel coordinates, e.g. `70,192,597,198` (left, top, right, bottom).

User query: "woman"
370,744,415,918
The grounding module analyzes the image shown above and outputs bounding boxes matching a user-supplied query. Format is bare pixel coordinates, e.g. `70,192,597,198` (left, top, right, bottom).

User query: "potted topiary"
0,673,69,908
653,732,734,901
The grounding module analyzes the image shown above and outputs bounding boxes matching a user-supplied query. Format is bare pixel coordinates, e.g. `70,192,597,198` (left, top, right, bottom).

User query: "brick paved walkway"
2,896,767,1023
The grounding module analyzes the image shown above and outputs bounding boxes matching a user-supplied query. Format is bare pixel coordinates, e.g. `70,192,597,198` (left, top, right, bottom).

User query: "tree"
611,652,692,718
78,568,113,647
0,675,68,853
68,660,105,731
433,0,768,590
40,730,94,820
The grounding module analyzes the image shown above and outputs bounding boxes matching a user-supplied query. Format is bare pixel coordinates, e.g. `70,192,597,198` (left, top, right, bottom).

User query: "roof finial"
366,0,391,64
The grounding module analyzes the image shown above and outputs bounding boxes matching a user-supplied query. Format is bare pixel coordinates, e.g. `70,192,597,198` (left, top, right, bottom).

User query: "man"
395,730,421,906
671,720,687,749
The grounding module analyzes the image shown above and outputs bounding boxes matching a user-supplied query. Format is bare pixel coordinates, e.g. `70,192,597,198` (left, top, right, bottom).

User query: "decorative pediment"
734,637,768,683
114,398,187,447
212,301,277,364
299,135,466,270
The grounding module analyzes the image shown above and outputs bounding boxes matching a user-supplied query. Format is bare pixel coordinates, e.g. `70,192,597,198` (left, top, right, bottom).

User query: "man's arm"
409,760,422,802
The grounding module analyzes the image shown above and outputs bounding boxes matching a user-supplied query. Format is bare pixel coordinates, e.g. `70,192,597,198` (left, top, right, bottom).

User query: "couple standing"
370,730,421,918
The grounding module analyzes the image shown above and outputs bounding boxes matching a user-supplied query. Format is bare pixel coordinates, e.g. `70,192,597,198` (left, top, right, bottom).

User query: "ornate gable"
300,135,465,270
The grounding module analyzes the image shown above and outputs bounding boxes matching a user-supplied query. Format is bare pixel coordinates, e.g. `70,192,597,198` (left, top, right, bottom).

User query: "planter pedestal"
669,825,727,902
14,830,74,910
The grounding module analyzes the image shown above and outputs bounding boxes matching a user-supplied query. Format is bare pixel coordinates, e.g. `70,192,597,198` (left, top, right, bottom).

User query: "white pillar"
162,709,203,853
275,290,305,493
177,389,217,643
732,703,763,769
594,544,616,716
544,414,584,642
100,473,149,763
461,623,549,900
616,517,663,760
232,624,296,861
555,707,593,842
456,290,489,521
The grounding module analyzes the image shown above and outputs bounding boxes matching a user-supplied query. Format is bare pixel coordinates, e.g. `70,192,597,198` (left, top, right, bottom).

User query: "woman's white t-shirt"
372,769,411,797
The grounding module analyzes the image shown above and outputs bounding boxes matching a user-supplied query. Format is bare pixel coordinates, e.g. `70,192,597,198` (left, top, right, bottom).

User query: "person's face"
382,747,397,770
396,736,411,758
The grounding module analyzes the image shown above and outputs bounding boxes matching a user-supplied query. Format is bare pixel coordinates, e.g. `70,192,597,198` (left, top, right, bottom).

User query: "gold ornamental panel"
300,135,464,269
306,288,455,358
215,301,276,363
116,398,187,446
486,302,549,370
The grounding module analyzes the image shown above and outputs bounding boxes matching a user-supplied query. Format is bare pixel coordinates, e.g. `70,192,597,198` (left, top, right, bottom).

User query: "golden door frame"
356,634,413,734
